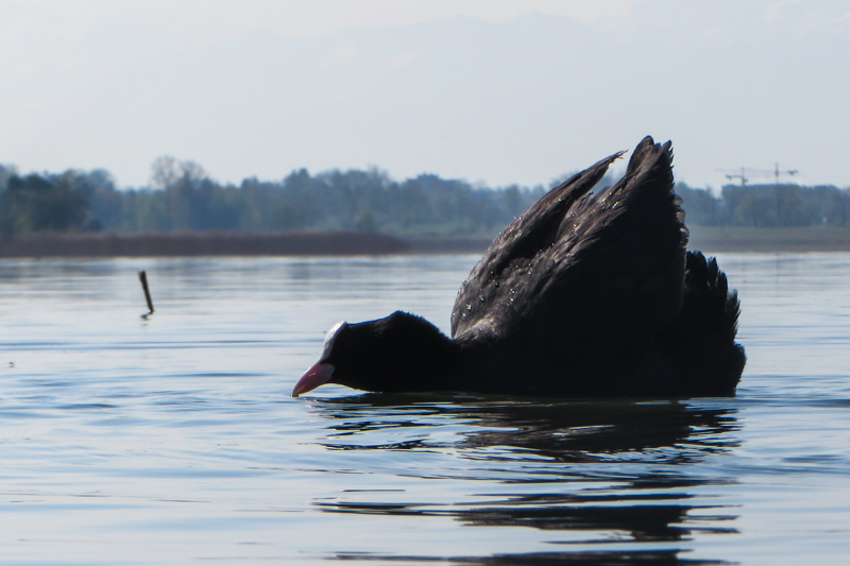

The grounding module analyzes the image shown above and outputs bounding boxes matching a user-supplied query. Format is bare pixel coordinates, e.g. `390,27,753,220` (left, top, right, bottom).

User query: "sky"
1,0,848,190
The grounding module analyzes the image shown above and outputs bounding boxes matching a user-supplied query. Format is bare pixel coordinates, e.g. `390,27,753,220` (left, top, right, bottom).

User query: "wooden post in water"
138,270,154,318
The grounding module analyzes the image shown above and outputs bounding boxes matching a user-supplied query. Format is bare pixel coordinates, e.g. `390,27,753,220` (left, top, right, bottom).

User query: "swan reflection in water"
306,394,740,565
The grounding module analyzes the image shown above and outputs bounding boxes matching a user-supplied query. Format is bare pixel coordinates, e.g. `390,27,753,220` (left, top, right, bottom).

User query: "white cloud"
0,0,640,43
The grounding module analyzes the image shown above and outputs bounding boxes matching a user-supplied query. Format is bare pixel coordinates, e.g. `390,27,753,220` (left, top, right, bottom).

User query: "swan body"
293,137,745,398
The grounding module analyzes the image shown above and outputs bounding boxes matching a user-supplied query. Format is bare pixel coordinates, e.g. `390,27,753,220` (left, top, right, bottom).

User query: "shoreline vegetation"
4,225,850,258
3,158,850,256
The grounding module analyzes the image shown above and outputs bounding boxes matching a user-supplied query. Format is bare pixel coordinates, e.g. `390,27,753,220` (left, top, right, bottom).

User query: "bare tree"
149,156,208,189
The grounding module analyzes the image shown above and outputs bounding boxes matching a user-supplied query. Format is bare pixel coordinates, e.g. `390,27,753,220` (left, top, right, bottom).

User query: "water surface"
1,253,849,564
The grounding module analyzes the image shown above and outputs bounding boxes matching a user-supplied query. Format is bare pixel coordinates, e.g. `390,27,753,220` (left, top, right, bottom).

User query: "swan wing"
451,137,687,380
450,149,622,337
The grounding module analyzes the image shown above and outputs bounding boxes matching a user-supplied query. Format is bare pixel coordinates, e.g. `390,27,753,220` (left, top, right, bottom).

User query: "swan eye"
320,321,348,361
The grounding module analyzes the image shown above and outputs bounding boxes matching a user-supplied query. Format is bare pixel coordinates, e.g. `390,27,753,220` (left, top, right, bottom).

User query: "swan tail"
653,251,746,395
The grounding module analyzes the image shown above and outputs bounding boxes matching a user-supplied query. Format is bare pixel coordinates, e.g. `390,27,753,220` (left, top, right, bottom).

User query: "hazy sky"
1,0,848,190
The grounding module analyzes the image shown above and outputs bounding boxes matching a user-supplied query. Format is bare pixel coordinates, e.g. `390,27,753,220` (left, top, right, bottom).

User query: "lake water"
1,253,849,565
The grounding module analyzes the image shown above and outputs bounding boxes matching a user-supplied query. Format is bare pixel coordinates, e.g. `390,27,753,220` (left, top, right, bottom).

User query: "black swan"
293,137,745,398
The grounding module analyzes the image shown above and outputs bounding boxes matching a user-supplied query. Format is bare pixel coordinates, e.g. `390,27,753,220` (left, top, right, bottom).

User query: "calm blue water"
0,253,849,565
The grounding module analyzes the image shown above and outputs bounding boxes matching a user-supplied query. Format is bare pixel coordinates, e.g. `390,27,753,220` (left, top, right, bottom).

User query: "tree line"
2,157,849,237
675,182,850,227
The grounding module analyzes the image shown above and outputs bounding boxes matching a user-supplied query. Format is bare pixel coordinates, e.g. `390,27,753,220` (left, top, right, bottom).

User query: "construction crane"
717,164,798,186
721,167,750,186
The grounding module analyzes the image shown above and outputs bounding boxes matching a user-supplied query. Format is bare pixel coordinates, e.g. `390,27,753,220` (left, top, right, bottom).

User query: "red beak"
292,361,335,397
